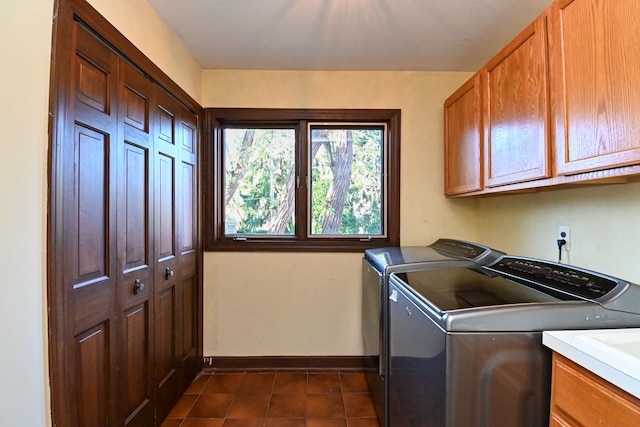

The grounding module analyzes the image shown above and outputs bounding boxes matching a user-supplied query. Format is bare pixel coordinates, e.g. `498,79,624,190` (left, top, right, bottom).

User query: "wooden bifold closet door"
48,1,202,426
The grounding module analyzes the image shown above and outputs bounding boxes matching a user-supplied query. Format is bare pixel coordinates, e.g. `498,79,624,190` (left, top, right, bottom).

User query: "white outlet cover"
559,226,570,242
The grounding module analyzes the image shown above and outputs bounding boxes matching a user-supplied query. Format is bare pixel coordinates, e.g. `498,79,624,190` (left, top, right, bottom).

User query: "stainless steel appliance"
388,256,640,427
362,239,505,427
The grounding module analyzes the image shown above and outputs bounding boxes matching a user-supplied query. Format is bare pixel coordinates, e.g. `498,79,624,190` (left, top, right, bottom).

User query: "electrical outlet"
558,226,570,247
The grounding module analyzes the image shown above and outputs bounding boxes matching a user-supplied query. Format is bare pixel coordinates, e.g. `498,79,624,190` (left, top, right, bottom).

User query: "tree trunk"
321,130,353,234
225,129,255,205
268,165,296,234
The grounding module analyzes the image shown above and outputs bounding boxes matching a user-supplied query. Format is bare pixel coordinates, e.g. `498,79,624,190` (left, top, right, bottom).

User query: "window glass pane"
309,125,384,237
224,128,296,235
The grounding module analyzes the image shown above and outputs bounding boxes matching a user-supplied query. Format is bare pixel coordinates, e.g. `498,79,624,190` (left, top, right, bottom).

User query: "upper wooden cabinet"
444,0,640,197
550,0,640,176
484,14,551,187
444,73,483,195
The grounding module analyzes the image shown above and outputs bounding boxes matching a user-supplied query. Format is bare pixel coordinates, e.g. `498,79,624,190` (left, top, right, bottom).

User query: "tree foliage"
310,128,382,235
224,126,383,236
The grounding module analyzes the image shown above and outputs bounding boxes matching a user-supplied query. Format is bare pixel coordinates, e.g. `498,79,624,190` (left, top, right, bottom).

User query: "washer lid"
393,268,562,313
389,262,640,332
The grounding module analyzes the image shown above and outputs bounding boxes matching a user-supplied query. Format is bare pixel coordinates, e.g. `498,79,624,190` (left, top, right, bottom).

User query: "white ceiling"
146,0,554,71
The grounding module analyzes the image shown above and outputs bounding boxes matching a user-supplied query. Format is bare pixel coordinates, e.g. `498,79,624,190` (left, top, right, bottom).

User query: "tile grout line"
176,374,210,426
164,370,379,426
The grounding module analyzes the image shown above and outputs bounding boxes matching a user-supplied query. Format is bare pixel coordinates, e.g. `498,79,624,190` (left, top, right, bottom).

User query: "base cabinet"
550,353,640,427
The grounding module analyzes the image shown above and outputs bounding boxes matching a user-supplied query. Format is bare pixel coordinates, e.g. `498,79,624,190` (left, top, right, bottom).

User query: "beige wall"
202,71,640,357
201,70,479,356
87,0,203,103
0,1,53,425
477,182,640,283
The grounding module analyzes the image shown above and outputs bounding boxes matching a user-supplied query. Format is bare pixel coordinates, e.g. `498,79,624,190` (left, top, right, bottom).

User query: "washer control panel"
488,257,618,300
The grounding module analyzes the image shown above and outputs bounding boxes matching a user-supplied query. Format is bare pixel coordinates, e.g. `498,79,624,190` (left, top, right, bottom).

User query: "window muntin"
204,109,400,252
308,124,386,238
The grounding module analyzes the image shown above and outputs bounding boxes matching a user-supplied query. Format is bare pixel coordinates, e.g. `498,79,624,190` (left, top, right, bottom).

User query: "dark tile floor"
161,370,381,427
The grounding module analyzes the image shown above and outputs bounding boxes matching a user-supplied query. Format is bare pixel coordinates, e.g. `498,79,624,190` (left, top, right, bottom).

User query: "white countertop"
543,329,640,399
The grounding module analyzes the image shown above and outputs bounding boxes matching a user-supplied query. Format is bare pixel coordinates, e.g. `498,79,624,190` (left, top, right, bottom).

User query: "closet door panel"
64,22,119,427
155,283,179,418
157,153,177,259
117,60,155,427
154,93,182,417
75,322,111,427
181,161,195,256
76,55,109,113
70,125,109,285
65,124,117,426
122,302,151,427
181,276,197,360
156,286,177,384
177,113,199,378
121,143,148,272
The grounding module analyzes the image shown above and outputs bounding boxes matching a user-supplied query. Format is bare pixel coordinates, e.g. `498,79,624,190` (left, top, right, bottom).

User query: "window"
203,109,400,251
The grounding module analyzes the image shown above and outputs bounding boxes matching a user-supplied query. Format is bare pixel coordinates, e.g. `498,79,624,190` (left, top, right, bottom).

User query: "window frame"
203,108,401,252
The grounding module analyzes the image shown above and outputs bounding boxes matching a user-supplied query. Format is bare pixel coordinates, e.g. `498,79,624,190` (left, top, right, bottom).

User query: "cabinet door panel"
444,74,483,195
551,0,640,174
484,15,550,187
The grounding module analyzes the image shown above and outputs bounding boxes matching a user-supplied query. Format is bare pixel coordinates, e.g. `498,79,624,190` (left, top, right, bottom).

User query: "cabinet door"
444,73,483,195
550,0,640,175
484,14,550,187
550,353,640,427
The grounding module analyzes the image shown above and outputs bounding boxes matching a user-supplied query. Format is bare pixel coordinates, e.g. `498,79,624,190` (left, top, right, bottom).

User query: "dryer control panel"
429,239,490,259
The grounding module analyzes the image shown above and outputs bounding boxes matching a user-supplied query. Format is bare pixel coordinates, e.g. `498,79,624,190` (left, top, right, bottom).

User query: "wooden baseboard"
202,356,368,372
